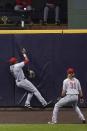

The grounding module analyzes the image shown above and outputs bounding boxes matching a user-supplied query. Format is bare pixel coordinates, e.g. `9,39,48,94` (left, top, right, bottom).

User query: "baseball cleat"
24,104,32,109
48,121,57,124
43,100,53,108
82,120,86,124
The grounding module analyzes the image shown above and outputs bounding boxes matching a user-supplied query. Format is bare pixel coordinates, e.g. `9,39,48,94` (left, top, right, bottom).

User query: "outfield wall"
0,30,87,107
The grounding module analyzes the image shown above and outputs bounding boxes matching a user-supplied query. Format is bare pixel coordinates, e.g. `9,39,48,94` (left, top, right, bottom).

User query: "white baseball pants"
52,95,85,123
16,79,47,106
44,5,59,23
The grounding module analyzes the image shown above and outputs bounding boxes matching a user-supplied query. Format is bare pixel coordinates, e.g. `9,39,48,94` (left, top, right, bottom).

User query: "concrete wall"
68,0,87,28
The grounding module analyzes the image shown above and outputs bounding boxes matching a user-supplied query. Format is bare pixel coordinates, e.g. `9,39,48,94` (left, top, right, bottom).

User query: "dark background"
0,0,67,9
0,33,87,107
0,0,67,24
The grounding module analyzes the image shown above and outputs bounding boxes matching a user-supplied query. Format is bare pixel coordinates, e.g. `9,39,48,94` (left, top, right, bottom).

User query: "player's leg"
25,93,33,108
19,79,48,106
73,104,86,123
51,95,71,123
43,6,49,24
55,6,60,24
26,5,33,24
28,82,48,106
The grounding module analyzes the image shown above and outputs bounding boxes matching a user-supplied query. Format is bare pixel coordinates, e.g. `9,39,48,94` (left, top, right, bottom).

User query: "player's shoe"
55,20,60,25
43,100,53,108
24,104,32,109
82,120,86,124
48,121,57,124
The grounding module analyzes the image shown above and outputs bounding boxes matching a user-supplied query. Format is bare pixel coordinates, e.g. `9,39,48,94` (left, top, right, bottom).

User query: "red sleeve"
24,59,29,64
16,0,32,6
16,0,21,5
27,0,32,5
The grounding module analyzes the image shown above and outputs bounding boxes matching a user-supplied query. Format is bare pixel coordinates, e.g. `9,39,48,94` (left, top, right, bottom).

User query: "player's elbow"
24,59,29,64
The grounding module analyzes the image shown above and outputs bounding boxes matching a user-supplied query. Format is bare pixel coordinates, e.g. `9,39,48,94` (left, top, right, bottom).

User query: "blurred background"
0,0,87,28
0,0,67,28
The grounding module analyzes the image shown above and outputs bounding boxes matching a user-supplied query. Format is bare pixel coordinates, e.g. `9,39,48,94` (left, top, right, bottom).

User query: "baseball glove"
28,70,36,78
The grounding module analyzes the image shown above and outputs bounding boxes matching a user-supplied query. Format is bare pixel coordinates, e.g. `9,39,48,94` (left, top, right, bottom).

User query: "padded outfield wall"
0,30,87,107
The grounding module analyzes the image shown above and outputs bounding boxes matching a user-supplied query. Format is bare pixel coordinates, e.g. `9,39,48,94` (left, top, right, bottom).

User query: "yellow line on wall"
0,30,62,34
63,29,87,34
0,29,87,34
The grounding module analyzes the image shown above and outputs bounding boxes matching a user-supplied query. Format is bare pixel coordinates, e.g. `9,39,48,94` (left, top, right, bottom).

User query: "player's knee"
55,102,61,108
33,88,39,94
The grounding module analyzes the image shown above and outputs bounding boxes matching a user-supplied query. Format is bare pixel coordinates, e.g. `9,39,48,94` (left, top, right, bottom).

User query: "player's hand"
80,98,84,104
28,70,36,79
21,48,27,54
57,97,61,101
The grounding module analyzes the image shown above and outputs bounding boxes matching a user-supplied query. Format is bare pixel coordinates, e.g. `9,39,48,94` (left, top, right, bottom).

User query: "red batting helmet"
67,68,75,74
9,57,17,64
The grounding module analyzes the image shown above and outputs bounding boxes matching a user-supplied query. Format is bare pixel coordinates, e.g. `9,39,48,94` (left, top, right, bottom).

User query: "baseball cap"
67,68,75,74
9,57,17,64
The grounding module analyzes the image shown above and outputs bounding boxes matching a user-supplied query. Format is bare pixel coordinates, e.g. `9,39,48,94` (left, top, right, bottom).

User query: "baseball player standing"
48,68,86,124
9,48,51,108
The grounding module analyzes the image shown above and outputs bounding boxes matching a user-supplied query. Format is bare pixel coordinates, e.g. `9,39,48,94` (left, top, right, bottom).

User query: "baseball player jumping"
9,48,51,108
48,68,86,124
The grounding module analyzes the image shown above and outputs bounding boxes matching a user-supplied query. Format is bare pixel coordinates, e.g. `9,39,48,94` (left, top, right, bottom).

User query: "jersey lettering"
69,81,76,89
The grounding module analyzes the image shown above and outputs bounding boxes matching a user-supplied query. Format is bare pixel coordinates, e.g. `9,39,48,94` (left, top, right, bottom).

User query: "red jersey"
16,0,32,6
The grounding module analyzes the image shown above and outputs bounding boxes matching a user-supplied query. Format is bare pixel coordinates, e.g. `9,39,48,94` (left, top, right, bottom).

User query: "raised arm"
21,48,29,64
